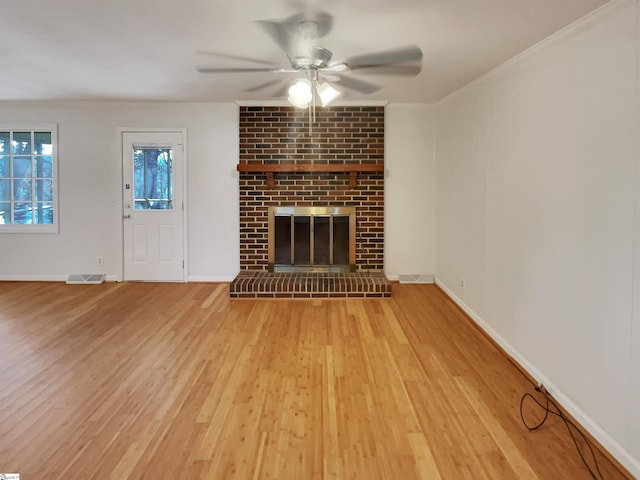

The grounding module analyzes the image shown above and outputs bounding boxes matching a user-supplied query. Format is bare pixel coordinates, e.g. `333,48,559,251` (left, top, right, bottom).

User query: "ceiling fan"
197,11,423,115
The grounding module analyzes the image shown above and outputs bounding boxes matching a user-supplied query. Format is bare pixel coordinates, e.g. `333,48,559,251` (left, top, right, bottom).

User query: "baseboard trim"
0,275,68,282
434,277,639,480
0,274,120,283
187,275,236,283
398,274,435,284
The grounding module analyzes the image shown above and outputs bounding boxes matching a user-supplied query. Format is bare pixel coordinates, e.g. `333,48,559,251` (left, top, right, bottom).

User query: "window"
0,125,57,232
132,147,173,210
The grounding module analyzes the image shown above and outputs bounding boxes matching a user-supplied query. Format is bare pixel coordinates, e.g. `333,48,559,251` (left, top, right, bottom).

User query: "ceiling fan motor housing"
290,46,333,69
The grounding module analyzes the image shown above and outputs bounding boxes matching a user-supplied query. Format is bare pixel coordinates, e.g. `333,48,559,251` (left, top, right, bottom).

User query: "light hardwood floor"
0,282,630,479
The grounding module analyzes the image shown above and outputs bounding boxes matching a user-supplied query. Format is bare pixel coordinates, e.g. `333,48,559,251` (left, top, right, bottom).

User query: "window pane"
34,156,53,177
12,132,32,154
35,179,53,201
34,132,52,154
133,147,173,210
13,156,32,177
34,202,53,224
0,156,8,177
0,179,9,201
14,179,32,200
14,202,33,224
0,202,9,224
0,132,9,154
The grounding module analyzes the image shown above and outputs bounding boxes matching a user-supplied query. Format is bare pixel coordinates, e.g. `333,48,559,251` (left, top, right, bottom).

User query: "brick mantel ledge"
236,163,384,189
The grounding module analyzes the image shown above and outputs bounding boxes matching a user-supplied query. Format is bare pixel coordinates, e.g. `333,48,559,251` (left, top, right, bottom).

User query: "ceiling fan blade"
344,45,423,67
349,64,422,76
284,11,333,38
334,74,382,95
197,66,291,74
244,79,283,92
257,11,334,54
272,83,290,98
257,20,292,53
196,50,277,66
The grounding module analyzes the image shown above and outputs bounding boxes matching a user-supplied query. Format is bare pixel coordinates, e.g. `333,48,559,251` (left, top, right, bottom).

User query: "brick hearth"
229,271,391,298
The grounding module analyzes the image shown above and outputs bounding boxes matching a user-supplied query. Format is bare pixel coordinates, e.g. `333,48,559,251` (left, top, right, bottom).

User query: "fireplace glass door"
269,206,355,272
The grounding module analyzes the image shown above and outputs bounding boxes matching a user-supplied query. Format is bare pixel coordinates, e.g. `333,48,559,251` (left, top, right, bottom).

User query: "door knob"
123,214,131,219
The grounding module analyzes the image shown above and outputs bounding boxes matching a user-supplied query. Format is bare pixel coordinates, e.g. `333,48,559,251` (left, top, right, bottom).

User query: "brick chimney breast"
238,106,384,271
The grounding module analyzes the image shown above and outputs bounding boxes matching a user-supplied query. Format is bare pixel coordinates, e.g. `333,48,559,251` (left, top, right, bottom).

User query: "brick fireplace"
231,105,390,298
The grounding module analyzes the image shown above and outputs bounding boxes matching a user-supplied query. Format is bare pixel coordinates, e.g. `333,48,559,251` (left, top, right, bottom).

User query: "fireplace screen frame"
268,206,356,273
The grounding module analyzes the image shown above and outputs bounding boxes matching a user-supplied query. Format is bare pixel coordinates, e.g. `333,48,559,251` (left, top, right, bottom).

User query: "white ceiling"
1,0,609,104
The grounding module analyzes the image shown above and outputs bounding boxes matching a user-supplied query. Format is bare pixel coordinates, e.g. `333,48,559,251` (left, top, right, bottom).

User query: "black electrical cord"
519,385,604,480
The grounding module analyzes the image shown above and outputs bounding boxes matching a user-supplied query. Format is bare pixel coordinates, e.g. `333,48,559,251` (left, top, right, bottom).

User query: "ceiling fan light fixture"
288,79,312,108
287,95,310,108
317,82,340,106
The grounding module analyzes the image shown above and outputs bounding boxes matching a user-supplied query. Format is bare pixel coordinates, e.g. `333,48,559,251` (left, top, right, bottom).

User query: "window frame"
0,124,58,233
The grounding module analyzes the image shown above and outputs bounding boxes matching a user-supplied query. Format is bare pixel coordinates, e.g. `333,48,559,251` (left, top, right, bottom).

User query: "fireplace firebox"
268,206,356,272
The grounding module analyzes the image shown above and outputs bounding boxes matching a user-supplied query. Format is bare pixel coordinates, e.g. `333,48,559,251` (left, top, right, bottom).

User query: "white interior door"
122,131,185,281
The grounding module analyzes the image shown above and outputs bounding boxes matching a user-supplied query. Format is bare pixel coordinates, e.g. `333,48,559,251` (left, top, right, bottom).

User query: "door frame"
118,127,188,282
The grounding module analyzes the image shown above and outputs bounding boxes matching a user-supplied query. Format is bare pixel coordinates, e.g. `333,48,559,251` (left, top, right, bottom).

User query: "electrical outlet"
97,256,103,266
535,382,547,393
459,279,465,287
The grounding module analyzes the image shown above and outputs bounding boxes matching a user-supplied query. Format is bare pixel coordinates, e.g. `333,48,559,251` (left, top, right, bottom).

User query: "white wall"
0,102,240,281
434,0,640,475
385,104,436,279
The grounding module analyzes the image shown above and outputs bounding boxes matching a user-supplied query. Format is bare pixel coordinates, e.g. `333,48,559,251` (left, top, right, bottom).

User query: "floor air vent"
398,274,434,284
66,274,106,285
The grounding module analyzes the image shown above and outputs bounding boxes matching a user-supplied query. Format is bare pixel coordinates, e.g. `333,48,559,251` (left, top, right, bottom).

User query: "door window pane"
133,147,173,210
